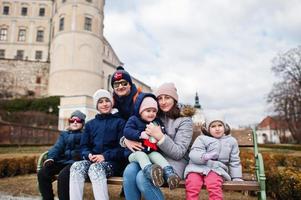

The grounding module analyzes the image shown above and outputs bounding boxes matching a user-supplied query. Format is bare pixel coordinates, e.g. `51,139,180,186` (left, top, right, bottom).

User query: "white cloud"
104,0,301,127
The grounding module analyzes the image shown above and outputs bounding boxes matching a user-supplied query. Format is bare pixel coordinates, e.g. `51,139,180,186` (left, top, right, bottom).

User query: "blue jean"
123,162,164,200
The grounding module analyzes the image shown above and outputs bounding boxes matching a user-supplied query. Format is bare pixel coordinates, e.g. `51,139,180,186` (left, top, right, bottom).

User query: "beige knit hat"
154,82,179,102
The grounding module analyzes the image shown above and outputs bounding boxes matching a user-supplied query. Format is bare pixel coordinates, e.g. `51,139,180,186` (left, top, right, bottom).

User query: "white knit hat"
205,113,226,130
93,89,113,109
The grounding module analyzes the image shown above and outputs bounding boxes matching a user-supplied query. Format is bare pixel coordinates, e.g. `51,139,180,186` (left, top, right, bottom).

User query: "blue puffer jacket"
47,130,83,165
80,111,126,162
123,93,165,157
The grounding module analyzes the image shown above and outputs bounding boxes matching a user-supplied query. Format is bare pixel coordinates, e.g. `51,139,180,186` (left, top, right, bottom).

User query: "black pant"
37,163,71,200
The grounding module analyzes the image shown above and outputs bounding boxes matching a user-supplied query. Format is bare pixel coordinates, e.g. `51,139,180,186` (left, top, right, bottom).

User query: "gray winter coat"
184,134,242,180
157,115,193,179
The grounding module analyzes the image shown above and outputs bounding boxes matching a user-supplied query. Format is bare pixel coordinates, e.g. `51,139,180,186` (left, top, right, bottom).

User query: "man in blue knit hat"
111,66,141,120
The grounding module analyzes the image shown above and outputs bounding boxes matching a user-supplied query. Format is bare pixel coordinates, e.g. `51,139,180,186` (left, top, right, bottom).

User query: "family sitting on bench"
37,66,243,200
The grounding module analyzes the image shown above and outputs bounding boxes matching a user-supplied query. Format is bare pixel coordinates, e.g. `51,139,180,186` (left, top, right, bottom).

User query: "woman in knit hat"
38,110,86,200
111,66,142,120
69,89,127,200
123,82,195,200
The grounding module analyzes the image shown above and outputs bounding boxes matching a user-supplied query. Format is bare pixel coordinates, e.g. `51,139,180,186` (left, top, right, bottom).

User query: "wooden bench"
37,129,266,200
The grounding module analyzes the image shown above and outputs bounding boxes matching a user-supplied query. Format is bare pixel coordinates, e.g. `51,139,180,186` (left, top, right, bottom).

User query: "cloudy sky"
103,0,301,128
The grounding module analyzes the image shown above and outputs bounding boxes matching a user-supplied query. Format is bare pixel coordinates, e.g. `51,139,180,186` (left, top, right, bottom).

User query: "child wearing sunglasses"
123,93,181,190
38,110,86,200
70,89,127,200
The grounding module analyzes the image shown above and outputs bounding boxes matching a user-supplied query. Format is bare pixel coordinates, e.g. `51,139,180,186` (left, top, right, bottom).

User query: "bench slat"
222,181,260,191
107,177,260,191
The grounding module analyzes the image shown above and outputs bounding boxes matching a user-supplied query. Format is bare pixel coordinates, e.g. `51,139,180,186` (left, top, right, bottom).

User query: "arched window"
107,74,112,91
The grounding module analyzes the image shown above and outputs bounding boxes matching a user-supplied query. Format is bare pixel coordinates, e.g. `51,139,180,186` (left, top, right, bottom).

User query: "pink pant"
185,171,223,200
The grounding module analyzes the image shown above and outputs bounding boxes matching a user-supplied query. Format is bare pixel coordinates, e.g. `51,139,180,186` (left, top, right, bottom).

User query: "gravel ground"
0,193,40,200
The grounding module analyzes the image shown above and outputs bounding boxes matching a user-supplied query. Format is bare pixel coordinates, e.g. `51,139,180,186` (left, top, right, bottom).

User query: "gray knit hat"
70,110,86,122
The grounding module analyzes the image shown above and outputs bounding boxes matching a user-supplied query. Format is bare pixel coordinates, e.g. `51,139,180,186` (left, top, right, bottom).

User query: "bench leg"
258,190,267,200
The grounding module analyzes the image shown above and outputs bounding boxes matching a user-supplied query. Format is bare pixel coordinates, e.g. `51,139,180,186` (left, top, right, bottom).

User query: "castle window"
36,30,44,42
16,50,24,60
35,51,42,60
52,26,54,38
59,17,64,31
39,8,45,16
18,29,26,41
0,28,7,41
3,6,9,15
62,0,66,3
21,7,28,16
36,76,41,84
84,17,92,31
0,49,5,59
86,0,92,3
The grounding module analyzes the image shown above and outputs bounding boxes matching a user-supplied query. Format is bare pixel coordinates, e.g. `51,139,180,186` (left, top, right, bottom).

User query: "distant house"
256,116,292,144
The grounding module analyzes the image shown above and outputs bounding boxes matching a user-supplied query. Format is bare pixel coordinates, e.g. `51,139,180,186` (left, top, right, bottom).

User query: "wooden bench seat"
107,176,260,191
37,129,266,200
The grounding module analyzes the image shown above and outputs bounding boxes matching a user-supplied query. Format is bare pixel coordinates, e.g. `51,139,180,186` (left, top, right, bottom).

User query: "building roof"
257,116,289,129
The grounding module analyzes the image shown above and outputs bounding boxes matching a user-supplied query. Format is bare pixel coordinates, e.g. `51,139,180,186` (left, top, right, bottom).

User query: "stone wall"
0,121,59,145
0,59,49,99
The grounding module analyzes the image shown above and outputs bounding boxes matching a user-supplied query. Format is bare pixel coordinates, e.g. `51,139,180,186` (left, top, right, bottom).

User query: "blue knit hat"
111,66,133,87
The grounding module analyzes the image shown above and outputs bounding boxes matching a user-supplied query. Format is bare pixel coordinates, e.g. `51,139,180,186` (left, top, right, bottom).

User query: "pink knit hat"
155,82,179,102
139,97,158,114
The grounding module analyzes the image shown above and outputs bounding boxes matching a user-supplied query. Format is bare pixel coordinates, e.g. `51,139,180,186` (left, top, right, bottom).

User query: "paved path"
0,193,40,200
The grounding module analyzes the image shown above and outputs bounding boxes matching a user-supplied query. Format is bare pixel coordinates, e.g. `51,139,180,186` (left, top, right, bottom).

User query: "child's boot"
142,164,164,187
163,166,181,190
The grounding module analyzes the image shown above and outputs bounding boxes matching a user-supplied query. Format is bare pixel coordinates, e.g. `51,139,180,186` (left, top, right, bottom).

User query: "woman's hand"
89,153,105,163
124,138,144,152
145,123,164,141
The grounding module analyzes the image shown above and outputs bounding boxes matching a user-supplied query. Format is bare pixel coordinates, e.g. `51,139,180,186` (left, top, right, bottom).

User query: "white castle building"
0,0,151,129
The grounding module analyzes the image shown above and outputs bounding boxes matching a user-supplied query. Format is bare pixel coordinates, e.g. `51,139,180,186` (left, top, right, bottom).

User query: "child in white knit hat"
70,89,127,200
184,114,243,200
124,92,181,190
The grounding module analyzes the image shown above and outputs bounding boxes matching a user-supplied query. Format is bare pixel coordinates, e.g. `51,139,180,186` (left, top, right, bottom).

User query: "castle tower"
48,0,105,96
194,92,201,109
192,92,205,126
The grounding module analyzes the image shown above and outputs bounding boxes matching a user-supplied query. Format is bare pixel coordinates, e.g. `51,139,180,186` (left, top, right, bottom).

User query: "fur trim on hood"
180,105,195,117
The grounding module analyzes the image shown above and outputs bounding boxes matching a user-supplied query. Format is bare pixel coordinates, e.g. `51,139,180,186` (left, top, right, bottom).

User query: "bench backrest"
192,128,254,147
231,129,254,147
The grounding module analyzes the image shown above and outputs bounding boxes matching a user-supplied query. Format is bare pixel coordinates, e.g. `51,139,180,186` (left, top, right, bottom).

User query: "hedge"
0,96,60,115
0,150,301,199
0,156,38,178
240,150,301,199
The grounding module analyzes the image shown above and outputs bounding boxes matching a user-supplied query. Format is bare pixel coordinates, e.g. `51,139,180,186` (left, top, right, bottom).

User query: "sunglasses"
113,81,128,88
68,118,83,124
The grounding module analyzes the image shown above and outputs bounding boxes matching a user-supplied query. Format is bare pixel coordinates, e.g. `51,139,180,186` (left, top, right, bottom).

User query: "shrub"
0,156,37,178
240,149,301,199
0,96,60,115
266,167,301,200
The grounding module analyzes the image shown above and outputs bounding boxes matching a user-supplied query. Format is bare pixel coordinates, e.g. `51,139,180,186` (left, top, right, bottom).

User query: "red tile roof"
257,116,289,129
